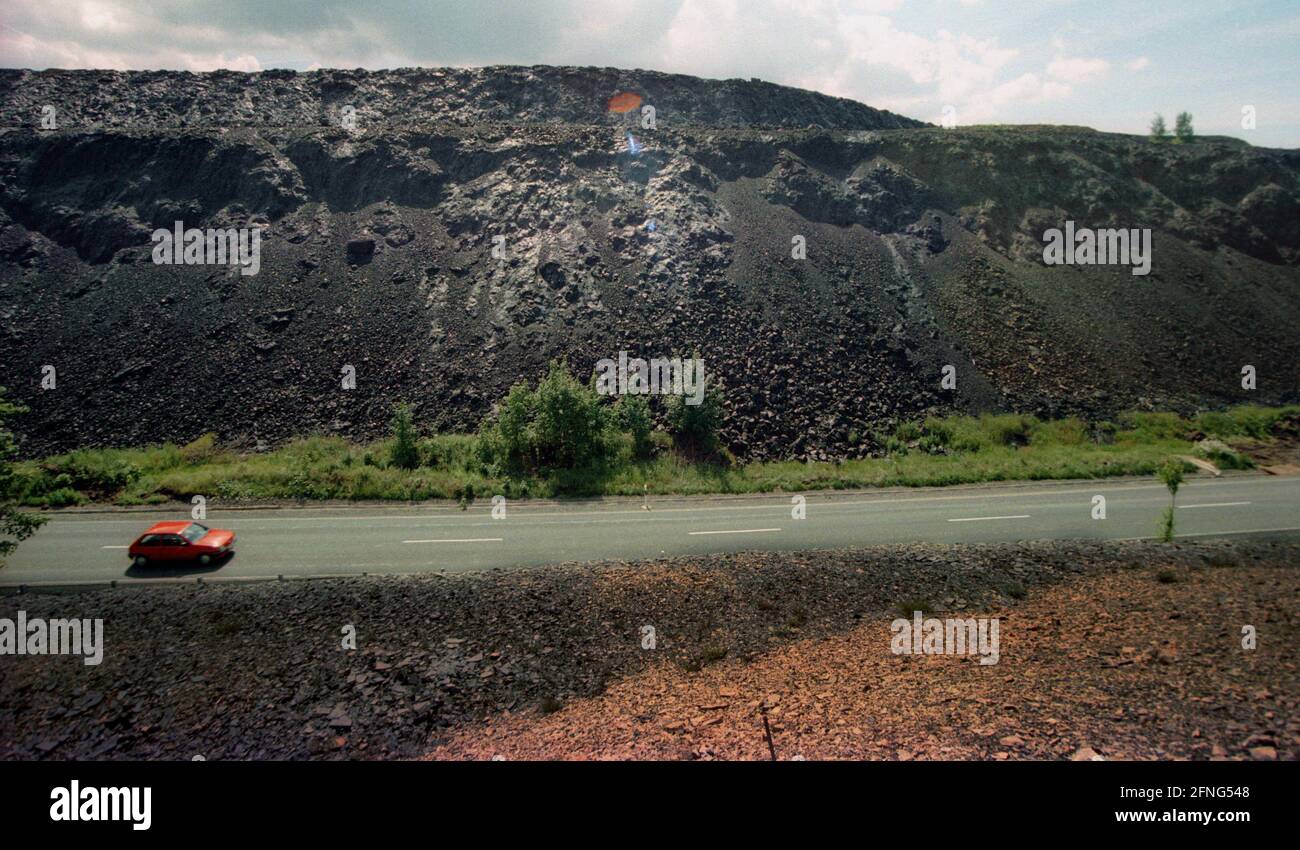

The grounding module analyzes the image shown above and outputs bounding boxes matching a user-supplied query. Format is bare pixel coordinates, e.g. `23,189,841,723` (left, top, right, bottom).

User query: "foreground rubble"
1,538,1295,760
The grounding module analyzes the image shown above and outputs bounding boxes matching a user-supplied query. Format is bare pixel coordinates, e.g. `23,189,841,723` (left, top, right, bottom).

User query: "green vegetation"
0,388,47,566
1151,111,1194,144
9,403,1295,509
1157,456,1185,542
616,395,654,461
477,360,620,475
388,403,419,471
665,373,726,457
1150,113,1169,143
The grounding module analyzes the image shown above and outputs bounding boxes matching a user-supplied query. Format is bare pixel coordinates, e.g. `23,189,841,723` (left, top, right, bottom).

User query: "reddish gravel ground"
427,562,1299,761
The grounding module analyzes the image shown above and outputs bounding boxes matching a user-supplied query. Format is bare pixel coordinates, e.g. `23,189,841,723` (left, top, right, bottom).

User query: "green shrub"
179,432,220,464
880,434,907,456
479,360,618,473
616,395,654,460
666,374,724,457
983,413,1034,447
1089,420,1119,444
1159,507,1175,542
894,421,922,442
43,487,86,508
1,390,50,565
389,403,420,471
1195,405,1297,440
1157,457,1184,497
917,433,946,455
416,437,443,469
1030,417,1087,446
649,430,673,454
1120,411,1187,442
1156,457,1184,542
1193,439,1253,470
40,451,139,497
922,418,953,446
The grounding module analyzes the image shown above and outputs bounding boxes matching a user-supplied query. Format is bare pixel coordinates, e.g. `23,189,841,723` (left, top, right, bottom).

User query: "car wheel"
198,553,212,566
133,555,148,567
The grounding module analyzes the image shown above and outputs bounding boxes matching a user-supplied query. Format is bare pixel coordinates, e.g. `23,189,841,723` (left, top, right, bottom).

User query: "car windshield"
179,523,208,543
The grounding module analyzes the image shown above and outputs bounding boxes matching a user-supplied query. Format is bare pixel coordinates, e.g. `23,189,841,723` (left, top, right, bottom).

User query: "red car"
128,521,235,567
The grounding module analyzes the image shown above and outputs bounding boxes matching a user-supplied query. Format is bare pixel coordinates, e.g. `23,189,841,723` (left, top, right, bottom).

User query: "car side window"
165,535,187,546
138,534,160,546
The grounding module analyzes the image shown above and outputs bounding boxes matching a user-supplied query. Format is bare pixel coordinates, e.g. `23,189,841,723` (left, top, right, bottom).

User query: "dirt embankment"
1,538,1295,760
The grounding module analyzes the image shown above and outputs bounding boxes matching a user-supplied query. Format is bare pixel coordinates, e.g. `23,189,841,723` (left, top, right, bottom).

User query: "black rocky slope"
0,68,1297,459
0,66,924,131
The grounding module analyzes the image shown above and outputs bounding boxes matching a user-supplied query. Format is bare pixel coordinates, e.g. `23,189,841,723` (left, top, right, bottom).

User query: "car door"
134,533,163,558
158,534,190,561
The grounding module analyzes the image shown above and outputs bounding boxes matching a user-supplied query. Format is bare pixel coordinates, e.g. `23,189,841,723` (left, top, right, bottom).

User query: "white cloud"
1047,56,1111,83
1127,56,1150,71
0,0,1096,128
955,72,1071,124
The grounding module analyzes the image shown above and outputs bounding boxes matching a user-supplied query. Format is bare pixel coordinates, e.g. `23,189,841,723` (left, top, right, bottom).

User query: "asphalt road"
2,474,1298,587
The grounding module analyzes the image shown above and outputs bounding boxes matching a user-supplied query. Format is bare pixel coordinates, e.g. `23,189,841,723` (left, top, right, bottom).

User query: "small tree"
616,395,654,460
0,388,46,568
666,374,725,457
1149,113,1169,143
478,360,617,474
1157,457,1184,542
389,403,420,470
1174,111,1194,143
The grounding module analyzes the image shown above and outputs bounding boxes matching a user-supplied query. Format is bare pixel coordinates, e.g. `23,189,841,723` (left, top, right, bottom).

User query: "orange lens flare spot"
606,91,643,113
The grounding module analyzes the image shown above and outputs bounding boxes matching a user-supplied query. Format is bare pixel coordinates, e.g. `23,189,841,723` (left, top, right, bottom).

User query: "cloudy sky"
2,0,1297,146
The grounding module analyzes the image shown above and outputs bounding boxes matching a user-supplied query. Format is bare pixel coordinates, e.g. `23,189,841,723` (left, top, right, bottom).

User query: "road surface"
2,474,1297,587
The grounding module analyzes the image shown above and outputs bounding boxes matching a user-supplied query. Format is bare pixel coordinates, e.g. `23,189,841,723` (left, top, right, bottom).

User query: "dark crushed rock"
0,538,1293,760
1,69,1298,460
0,66,925,131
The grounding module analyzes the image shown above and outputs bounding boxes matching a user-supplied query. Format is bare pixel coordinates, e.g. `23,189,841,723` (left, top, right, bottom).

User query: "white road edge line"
688,528,782,536
101,545,128,549
1178,501,1251,509
40,476,1297,525
947,515,1030,523
1117,525,1300,541
401,538,503,544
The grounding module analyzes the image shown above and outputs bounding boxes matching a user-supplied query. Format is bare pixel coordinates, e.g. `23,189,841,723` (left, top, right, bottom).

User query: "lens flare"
606,91,642,113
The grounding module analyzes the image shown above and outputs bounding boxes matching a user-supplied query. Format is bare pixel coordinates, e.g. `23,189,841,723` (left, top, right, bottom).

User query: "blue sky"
2,0,1297,146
